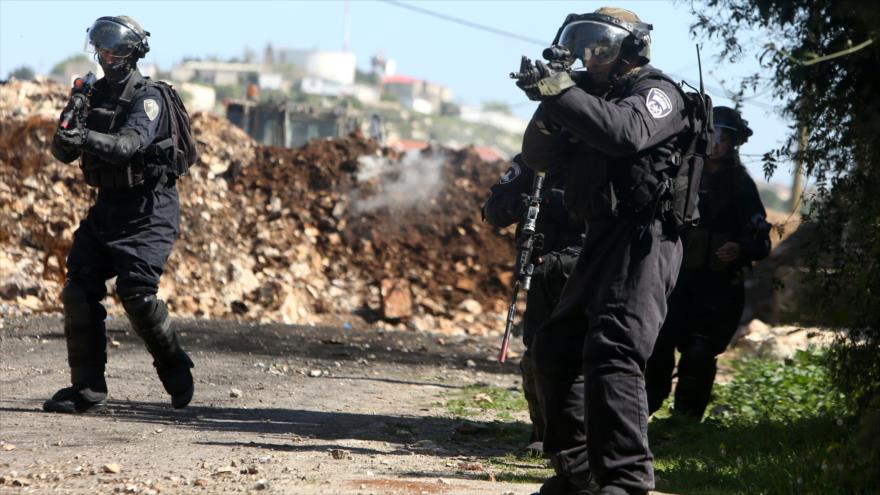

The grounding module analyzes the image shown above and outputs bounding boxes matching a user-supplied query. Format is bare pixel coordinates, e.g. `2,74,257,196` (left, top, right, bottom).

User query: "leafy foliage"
691,0,880,405
707,350,852,425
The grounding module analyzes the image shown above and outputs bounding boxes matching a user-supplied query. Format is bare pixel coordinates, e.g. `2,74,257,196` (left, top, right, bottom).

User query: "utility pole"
791,123,807,214
343,0,351,52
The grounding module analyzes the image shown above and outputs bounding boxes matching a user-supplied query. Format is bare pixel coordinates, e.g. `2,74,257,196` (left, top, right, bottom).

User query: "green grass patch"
488,452,553,484
445,384,528,421
652,350,857,495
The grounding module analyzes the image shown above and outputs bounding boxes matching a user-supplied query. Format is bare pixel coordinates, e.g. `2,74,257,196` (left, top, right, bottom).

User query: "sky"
0,0,794,186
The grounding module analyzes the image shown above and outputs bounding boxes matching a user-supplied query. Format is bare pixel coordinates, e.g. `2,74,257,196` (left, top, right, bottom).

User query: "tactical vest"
81,72,170,189
564,68,711,230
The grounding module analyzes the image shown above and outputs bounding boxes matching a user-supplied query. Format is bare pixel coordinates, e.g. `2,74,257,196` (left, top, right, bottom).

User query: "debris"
329,448,351,460
1,444,15,451
473,393,494,405
0,80,515,335
380,278,413,320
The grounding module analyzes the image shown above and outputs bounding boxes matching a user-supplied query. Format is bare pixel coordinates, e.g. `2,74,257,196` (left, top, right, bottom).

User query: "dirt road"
0,315,541,494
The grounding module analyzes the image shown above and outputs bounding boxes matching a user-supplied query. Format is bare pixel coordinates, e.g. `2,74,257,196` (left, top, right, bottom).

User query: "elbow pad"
83,130,142,165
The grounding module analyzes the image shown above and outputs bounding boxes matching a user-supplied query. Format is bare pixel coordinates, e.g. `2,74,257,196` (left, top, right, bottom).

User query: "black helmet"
713,106,753,145
85,16,150,79
552,7,652,72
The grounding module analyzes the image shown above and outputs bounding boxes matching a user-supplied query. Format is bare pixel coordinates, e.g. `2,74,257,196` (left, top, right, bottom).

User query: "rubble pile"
0,79,515,335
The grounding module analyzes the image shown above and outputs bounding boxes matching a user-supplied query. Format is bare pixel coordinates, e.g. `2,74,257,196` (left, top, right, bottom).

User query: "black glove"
515,58,576,101
55,127,88,149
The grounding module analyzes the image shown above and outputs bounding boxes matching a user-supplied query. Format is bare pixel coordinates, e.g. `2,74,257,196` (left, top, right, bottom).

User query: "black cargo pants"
520,248,580,444
645,272,745,417
63,184,180,372
533,217,682,494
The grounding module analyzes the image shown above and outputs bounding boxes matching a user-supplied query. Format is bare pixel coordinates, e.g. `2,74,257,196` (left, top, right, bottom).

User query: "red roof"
382,75,420,85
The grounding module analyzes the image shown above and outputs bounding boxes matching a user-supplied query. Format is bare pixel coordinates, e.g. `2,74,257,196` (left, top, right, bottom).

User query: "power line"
379,0,546,46
381,0,777,111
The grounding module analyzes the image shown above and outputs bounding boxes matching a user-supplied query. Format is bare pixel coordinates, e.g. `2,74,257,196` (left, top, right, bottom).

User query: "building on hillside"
459,106,528,135
274,49,356,86
170,61,280,89
226,99,361,149
381,75,453,115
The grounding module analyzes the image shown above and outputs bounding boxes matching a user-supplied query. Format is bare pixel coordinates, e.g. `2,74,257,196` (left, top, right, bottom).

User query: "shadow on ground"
4,315,519,376
0,400,531,460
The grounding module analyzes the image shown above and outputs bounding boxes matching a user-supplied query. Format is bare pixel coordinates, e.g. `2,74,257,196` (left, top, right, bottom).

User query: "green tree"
692,0,880,487
9,66,35,80
50,54,91,78
481,100,512,115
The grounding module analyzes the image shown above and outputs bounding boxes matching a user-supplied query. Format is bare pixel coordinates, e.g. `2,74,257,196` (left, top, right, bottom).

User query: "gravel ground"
0,315,539,495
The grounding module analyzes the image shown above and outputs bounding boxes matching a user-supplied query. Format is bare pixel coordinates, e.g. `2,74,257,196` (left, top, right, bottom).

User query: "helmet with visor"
84,16,150,79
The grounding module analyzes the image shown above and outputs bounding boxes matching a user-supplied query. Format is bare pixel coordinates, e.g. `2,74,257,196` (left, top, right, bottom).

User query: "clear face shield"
84,20,138,69
559,20,630,75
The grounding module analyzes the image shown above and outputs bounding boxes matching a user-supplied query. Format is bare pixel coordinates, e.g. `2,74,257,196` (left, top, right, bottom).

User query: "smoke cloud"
351,149,448,213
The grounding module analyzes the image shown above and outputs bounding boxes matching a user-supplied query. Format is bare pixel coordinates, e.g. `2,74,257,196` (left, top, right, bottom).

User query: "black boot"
43,367,107,414
534,472,600,495
122,293,194,409
155,349,194,409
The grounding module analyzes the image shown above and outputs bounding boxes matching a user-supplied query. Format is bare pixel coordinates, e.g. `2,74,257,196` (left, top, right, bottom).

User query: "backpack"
613,72,713,231
668,82,713,231
147,80,199,178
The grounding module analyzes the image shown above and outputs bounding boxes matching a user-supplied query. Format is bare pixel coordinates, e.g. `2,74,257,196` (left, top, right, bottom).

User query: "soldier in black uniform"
645,106,771,419
482,154,586,453
515,7,695,495
44,16,194,413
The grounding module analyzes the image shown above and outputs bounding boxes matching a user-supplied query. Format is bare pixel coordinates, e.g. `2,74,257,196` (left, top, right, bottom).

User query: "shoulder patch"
143,98,160,121
500,162,521,184
645,88,673,119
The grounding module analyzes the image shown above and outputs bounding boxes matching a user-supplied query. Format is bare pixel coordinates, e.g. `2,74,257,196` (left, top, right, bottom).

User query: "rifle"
498,171,546,363
59,72,97,130
509,46,575,89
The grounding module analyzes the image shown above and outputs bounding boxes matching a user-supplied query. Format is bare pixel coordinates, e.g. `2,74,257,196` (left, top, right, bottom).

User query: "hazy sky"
0,0,793,185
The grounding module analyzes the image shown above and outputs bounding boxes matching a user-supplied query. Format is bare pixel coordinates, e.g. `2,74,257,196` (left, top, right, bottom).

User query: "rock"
102,463,121,474
229,388,243,398
465,359,477,367
308,369,323,378
194,478,209,487
253,479,269,490
212,466,234,475
329,448,351,460
733,319,836,360
454,277,477,292
1,444,15,451
473,393,494,405
380,278,413,320
458,298,483,315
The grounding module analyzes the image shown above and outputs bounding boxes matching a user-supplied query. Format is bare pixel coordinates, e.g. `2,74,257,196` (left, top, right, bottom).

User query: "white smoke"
351,149,448,213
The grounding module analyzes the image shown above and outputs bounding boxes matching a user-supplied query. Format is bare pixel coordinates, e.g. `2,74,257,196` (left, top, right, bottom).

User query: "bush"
708,350,853,426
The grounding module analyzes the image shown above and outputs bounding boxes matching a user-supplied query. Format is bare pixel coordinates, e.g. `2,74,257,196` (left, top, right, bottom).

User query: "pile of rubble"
0,79,516,336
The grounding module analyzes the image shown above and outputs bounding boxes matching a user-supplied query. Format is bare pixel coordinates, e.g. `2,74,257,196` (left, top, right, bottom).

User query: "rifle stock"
497,171,545,363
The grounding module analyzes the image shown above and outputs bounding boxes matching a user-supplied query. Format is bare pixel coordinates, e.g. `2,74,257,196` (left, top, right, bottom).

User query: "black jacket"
679,164,771,278
521,66,690,220
482,154,585,256
52,70,171,189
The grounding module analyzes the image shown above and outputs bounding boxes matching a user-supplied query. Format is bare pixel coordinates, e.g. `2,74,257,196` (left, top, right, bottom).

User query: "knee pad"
122,293,179,363
121,293,168,331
